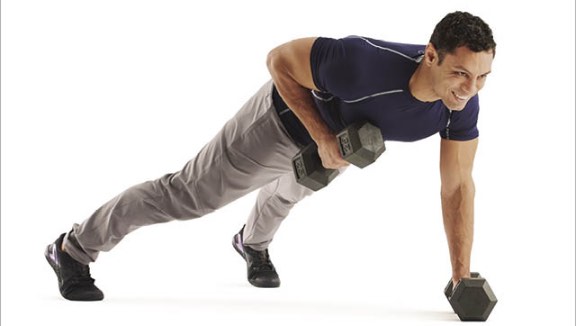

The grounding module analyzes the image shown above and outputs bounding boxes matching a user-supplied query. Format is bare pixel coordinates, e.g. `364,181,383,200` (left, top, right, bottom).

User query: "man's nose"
462,78,478,95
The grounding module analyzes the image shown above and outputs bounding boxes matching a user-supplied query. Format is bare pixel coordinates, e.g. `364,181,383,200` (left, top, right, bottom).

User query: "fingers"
317,137,349,169
322,153,349,169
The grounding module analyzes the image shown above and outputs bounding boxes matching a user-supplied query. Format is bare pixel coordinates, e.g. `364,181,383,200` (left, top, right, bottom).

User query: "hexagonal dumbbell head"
448,273,498,321
292,143,339,191
337,122,385,168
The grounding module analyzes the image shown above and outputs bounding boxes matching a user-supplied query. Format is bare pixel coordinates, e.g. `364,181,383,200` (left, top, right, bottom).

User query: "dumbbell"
292,121,385,191
444,273,498,321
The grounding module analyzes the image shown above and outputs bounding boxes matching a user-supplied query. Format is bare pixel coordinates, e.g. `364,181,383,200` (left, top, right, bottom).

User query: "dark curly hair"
429,11,496,64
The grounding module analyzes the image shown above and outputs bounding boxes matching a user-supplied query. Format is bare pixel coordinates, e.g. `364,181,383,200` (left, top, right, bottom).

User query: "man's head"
419,12,496,111
429,11,496,64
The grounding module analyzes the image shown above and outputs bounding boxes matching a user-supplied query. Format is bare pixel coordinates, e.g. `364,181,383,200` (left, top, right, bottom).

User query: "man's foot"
232,225,280,288
44,233,104,301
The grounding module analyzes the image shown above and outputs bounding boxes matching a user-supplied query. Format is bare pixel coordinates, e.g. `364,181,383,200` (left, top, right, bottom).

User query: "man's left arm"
439,137,479,288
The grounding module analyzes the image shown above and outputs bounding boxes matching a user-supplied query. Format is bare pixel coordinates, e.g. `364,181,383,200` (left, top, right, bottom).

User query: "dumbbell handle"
443,272,483,298
293,136,350,189
292,143,339,191
292,121,384,191
293,143,338,176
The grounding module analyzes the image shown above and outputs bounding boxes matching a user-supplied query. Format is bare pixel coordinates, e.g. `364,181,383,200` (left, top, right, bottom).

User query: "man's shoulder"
340,36,426,60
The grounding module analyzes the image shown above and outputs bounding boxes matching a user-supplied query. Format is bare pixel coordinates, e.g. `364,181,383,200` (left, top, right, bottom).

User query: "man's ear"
424,43,439,66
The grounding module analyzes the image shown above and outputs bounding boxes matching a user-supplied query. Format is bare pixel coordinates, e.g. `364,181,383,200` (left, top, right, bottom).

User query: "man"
45,11,496,301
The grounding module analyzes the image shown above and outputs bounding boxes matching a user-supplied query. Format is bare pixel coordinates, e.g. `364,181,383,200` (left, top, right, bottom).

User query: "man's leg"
243,172,314,250
231,172,314,287
46,80,301,299
63,80,297,263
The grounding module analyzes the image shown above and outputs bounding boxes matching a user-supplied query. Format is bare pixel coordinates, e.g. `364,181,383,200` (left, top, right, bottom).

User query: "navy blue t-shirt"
274,36,480,146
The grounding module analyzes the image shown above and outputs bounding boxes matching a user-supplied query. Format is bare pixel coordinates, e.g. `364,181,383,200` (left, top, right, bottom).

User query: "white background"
1,0,574,325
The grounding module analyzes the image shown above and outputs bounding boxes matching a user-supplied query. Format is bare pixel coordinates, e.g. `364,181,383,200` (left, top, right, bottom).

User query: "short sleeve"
310,37,361,98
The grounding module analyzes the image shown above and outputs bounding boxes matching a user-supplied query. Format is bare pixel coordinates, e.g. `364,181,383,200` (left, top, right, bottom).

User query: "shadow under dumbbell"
385,309,458,321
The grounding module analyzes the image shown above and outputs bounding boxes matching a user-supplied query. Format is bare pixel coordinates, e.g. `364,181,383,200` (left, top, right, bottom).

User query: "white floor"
3,190,576,326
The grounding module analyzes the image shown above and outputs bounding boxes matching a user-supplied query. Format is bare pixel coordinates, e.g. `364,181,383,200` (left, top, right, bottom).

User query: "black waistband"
272,85,313,147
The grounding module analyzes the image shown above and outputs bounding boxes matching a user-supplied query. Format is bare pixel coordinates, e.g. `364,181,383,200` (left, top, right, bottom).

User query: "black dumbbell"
444,273,498,321
292,143,340,191
292,121,385,191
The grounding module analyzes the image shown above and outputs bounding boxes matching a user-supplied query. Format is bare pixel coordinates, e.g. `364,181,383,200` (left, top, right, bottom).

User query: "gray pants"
63,80,314,265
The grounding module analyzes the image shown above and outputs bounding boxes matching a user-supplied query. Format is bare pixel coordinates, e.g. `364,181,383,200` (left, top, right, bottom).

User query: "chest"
338,91,449,142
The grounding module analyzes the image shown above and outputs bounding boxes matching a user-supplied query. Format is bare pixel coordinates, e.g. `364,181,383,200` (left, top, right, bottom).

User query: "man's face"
429,46,494,111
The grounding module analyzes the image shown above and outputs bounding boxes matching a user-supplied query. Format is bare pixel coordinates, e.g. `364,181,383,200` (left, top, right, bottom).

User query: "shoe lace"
72,265,96,285
250,249,275,272
63,262,96,290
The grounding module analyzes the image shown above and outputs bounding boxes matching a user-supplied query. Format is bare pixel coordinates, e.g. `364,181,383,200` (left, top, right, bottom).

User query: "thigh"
264,172,314,204
174,81,301,212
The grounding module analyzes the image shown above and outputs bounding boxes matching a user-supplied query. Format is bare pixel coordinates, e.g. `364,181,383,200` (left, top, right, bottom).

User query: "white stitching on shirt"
445,110,453,139
311,90,334,102
356,36,421,62
342,89,404,103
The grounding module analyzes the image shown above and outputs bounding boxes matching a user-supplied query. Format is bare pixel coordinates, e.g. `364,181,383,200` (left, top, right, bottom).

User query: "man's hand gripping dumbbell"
292,121,385,191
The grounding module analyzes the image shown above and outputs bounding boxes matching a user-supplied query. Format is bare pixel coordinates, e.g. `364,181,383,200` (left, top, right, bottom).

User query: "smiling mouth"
452,91,469,102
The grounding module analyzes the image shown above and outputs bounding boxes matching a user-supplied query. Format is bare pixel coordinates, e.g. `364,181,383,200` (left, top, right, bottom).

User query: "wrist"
452,270,471,283
310,127,335,145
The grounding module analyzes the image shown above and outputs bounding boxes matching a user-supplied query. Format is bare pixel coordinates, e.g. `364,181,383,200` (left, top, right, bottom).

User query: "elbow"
266,47,282,76
266,50,275,72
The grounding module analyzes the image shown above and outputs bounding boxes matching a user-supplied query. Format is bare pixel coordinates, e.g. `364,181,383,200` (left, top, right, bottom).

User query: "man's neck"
408,64,438,103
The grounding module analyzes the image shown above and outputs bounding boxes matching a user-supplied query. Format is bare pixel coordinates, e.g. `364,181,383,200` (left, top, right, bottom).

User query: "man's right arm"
266,37,348,169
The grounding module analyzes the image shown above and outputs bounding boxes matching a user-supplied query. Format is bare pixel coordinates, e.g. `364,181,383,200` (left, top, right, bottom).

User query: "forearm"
272,75,333,143
441,182,475,282
266,39,347,169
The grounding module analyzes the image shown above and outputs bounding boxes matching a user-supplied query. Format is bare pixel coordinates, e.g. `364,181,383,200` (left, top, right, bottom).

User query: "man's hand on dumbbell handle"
451,272,472,294
452,274,470,290
316,135,349,169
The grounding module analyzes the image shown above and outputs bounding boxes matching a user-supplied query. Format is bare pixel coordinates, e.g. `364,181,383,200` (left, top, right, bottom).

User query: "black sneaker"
45,233,104,301
232,225,281,288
